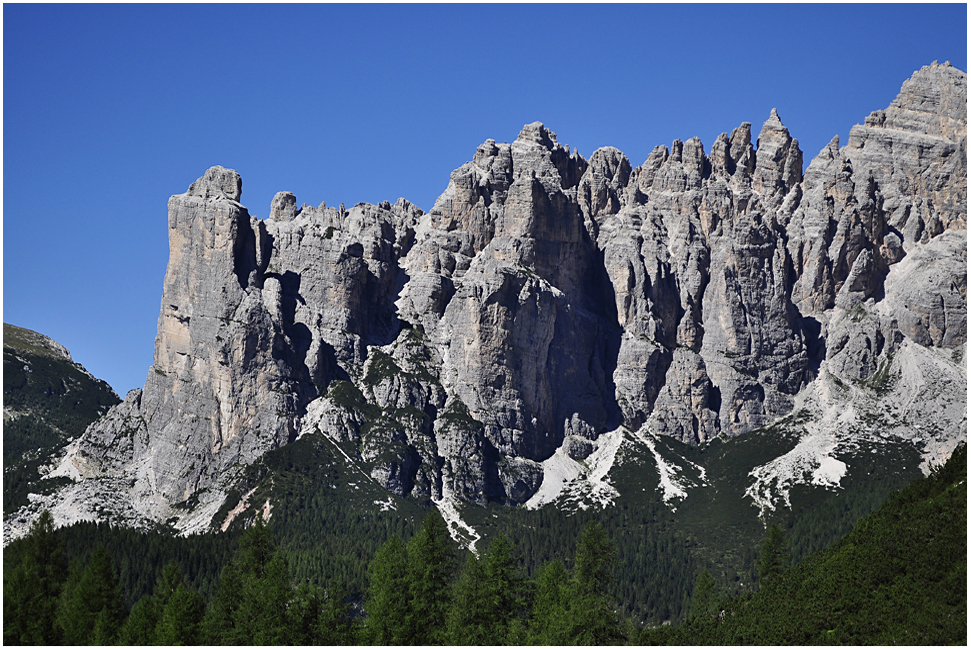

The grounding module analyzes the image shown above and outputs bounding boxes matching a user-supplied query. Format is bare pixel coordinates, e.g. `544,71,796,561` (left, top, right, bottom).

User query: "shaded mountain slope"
641,443,966,644
3,323,119,515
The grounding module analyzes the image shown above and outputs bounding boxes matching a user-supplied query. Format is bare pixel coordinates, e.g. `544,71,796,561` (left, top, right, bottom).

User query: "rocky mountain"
5,62,966,544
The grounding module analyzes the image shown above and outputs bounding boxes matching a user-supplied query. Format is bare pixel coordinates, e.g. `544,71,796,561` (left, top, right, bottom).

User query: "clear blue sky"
3,4,967,395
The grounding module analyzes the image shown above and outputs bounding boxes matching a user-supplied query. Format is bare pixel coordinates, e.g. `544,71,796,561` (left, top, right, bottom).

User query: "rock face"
23,63,967,530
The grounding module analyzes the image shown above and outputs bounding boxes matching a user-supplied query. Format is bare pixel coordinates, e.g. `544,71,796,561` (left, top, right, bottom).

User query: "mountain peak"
516,121,558,149
186,165,242,202
6,64,966,542
3,323,73,362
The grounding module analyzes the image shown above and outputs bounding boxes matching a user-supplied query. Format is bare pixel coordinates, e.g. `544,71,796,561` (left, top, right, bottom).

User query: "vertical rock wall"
58,62,966,524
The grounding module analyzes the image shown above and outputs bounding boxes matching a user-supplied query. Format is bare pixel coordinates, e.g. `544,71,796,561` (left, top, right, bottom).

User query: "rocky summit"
8,62,966,538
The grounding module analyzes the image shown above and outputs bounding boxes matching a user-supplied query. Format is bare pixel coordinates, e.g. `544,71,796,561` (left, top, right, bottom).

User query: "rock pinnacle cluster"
17,62,966,533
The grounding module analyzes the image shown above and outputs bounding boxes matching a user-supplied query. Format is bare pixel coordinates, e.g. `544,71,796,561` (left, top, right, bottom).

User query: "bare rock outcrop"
23,63,966,532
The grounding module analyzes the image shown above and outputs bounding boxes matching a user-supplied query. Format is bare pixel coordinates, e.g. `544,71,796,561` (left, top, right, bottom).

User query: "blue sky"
3,4,967,395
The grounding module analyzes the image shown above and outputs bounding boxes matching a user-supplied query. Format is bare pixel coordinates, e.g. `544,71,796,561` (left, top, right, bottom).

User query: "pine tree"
689,569,720,619
528,559,573,644
365,534,409,644
2,511,66,645
403,509,457,644
756,522,790,592
55,545,124,644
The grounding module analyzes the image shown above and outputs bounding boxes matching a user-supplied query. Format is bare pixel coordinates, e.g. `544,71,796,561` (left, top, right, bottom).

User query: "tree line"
4,510,629,645
6,443,963,645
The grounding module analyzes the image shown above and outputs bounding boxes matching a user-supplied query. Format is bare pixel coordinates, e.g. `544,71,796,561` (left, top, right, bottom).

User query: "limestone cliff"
11,62,966,535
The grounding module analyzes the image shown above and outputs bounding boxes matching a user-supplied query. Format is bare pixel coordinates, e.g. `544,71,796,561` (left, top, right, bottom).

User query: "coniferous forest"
4,444,965,645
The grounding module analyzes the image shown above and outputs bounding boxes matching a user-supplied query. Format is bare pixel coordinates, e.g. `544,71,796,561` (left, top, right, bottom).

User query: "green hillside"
6,443,963,645
197,413,930,626
3,323,120,514
640,443,967,644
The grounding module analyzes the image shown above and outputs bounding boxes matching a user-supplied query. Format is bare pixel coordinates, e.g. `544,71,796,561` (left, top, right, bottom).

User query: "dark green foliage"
404,510,457,643
3,434,74,514
527,559,573,644
55,546,124,645
363,511,461,644
213,429,426,598
573,520,615,598
117,594,160,645
448,532,527,644
7,444,963,647
325,380,380,418
525,521,627,644
118,560,204,645
565,521,627,644
688,569,720,620
364,535,409,644
462,493,698,626
639,444,967,645
755,522,790,591
200,560,246,644
2,326,120,453
438,397,483,430
3,511,67,644
3,325,120,515
308,581,359,645
448,551,488,643
200,515,362,645
202,516,294,644
155,580,206,645
362,349,403,386
50,521,237,608
4,332,960,646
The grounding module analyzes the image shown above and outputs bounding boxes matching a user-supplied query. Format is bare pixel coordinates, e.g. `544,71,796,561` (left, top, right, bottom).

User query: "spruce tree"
200,516,294,644
117,595,159,645
201,560,246,644
2,511,66,645
528,559,573,644
447,551,487,644
568,520,625,644
756,522,790,592
689,569,720,619
448,534,528,643
155,581,205,645
117,559,185,644
481,532,527,640
55,545,124,644
365,534,409,644
403,510,456,644
292,579,359,645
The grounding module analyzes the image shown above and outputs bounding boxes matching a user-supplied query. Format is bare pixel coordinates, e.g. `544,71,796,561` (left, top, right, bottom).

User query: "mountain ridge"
4,62,966,545
3,323,121,519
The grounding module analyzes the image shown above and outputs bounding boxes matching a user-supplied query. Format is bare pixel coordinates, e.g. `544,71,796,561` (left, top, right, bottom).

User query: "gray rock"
32,63,966,529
